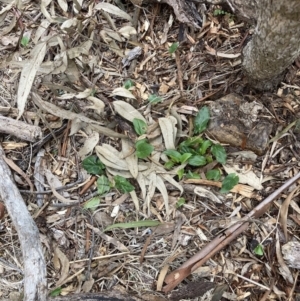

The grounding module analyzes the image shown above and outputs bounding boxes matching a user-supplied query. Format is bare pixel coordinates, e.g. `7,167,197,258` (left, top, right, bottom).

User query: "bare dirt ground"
1,1,300,300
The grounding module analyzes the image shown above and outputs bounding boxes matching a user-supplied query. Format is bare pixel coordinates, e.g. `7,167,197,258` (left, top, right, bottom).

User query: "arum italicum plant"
82,102,239,224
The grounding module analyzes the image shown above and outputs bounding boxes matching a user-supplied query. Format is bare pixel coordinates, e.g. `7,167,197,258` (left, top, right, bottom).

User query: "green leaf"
133,118,147,135
82,155,106,175
253,244,264,256
104,220,161,232
148,94,162,104
179,137,203,149
177,168,185,180
211,144,227,164
164,161,175,169
188,155,207,166
220,173,239,193
213,9,226,16
83,197,101,210
114,175,135,193
206,169,221,181
164,149,182,163
21,36,30,47
97,175,111,195
176,197,186,208
206,155,213,163
180,153,192,163
194,106,210,134
169,42,179,54
124,79,135,89
199,140,212,155
136,139,154,159
49,287,62,297
186,171,200,179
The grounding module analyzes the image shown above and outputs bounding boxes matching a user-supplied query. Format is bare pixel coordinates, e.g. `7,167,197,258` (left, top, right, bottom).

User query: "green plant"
213,8,234,21
148,94,162,104
82,156,135,197
163,106,238,193
169,42,179,54
124,79,135,89
253,244,264,256
21,36,30,47
82,106,239,199
176,197,186,208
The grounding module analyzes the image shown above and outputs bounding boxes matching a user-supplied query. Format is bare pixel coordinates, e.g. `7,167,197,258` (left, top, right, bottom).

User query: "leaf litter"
0,1,300,300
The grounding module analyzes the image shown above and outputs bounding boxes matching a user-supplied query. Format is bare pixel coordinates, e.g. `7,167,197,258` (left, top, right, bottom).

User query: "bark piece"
207,93,272,155
0,115,42,142
161,0,202,29
0,146,47,301
282,241,300,269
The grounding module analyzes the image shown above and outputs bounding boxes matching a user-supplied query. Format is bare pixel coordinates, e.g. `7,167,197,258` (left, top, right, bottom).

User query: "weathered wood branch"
0,146,47,301
0,115,42,142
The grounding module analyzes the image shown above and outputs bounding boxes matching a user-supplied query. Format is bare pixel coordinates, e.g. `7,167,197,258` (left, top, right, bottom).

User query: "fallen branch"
0,115,42,142
163,172,300,292
0,145,47,301
50,291,167,301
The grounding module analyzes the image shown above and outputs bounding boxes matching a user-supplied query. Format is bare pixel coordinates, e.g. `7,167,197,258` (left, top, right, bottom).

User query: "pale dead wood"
50,291,167,301
0,115,42,142
0,145,47,301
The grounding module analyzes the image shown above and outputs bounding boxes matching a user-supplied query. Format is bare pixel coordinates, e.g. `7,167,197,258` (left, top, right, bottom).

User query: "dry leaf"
94,2,132,22
113,100,146,122
223,164,263,190
54,246,70,287
280,186,299,241
276,231,293,284
158,116,177,150
111,87,136,99
121,139,138,178
17,41,47,118
78,132,99,159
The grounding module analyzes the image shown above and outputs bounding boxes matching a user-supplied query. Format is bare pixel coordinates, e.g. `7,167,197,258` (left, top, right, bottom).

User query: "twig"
163,172,300,292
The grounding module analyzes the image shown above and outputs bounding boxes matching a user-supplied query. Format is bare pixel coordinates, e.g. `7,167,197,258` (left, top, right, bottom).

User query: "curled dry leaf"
113,100,146,122
54,246,70,287
280,186,299,241
158,116,177,150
